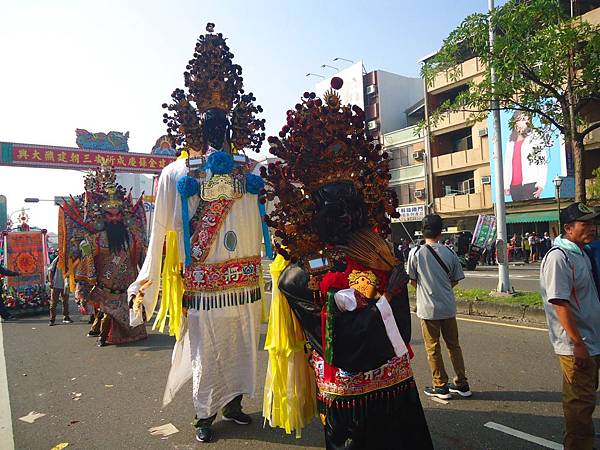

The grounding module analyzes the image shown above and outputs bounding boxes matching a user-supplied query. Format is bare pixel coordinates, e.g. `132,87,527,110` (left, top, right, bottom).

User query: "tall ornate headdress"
83,165,128,222
162,23,265,154
261,78,399,261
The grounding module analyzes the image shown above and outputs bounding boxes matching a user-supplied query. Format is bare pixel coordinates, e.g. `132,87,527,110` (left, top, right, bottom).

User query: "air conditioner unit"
367,120,378,130
481,175,491,185
366,84,377,95
414,189,425,198
478,127,488,137
413,150,425,161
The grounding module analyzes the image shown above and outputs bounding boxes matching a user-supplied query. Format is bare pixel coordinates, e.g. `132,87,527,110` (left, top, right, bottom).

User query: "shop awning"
506,210,559,224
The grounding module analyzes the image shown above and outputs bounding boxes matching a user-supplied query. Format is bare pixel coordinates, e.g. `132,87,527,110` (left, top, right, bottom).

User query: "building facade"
383,102,427,243
423,56,493,232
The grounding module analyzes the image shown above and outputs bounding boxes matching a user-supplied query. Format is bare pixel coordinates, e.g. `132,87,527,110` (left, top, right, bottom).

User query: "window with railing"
389,144,416,169
436,171,475,197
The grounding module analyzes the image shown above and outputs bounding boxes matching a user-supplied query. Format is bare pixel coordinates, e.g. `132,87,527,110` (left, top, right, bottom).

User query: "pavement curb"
409,297,547,325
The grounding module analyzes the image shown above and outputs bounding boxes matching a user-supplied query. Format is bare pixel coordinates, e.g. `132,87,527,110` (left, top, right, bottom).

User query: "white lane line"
456,316,547,332
410,311,547,331
484,422,563,449
0,321,15,450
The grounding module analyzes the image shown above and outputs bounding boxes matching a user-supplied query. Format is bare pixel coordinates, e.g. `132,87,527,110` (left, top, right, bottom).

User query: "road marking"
456,316,547,332
429,397,449,405
484,422,563,449
0,321,15,450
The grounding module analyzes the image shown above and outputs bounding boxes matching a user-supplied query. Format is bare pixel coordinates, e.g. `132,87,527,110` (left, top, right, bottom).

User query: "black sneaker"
97,339,108,347
195,426,213,443
222,411,252,425
424,385,452,400
62,317,73,324
448,383,472,397
87,331,100,338
48,320,56,326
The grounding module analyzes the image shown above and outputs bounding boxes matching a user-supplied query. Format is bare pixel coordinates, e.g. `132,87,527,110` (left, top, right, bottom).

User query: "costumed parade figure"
128,23,267,443
60,166,148,347
261,79,433,449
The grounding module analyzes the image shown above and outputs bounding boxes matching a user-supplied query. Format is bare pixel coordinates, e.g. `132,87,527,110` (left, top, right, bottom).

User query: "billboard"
488,110,574,203
314,61,364,109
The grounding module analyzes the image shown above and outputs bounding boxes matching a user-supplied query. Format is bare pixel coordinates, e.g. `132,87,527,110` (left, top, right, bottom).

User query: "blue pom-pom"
205,151,234,175
245,174,265,194
177,175,199,199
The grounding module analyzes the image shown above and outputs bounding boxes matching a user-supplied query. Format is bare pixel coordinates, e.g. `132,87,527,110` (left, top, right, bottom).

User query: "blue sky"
0,0,500,231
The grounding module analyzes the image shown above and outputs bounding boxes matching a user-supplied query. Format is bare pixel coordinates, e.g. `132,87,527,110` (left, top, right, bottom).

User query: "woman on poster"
503,111,549,201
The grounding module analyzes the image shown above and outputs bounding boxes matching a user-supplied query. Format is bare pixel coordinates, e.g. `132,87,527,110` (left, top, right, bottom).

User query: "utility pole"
489,0,511,292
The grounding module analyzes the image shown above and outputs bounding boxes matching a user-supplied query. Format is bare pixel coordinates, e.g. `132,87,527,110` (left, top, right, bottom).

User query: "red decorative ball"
331,77,344,90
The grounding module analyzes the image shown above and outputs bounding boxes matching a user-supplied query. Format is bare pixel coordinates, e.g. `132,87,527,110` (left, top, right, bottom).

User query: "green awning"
506,210,558,224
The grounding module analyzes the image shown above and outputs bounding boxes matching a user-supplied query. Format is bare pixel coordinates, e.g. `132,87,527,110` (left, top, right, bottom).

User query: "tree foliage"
421,0,600,201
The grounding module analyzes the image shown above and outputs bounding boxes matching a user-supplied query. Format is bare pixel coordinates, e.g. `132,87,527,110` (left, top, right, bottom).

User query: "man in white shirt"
407,214,471,400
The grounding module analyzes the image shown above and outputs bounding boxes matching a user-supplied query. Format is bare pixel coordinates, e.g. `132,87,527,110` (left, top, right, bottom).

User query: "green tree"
422,0,600,201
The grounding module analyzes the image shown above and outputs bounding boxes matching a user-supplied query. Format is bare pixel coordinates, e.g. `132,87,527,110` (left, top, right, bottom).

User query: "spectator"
523,233,531,263
0,264,20,321
407,214,471,400
540,202,600,449
530,232,539,263
540,231,552,259
46,256,72,326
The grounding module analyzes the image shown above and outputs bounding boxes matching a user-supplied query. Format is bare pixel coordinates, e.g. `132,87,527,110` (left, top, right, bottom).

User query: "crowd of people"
509,231,554,262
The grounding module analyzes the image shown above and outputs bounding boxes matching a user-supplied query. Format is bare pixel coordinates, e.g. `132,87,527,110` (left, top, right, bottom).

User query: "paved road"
3,296,596,449
461,264,541,292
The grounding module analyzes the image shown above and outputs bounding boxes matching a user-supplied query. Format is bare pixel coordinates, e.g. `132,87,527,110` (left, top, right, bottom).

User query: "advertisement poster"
471,215,497,248
488,110,574,203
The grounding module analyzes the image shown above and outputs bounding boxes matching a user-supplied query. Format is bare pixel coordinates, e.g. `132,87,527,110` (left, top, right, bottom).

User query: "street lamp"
333,57,354,64
305,73,325,79
321,64,339,71
554,175,563,232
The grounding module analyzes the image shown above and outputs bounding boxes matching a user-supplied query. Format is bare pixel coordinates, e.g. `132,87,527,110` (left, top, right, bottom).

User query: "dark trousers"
0,299,11,319
90,309,111,340
193,395,243,428
49,288,69,321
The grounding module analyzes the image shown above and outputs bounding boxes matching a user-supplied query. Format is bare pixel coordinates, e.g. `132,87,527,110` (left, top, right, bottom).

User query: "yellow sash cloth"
263,255,316,438
154,230,184,341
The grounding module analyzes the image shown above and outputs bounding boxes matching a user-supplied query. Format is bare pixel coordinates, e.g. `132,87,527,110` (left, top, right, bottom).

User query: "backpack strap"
425,244,451,278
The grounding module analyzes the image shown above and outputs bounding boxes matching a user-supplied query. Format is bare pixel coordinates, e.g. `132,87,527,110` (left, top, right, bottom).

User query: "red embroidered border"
312,351,413,397
190,198,235,263
183,256,261,292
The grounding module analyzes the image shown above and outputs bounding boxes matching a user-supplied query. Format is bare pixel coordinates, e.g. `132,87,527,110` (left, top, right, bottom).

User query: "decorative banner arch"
1,141,175,174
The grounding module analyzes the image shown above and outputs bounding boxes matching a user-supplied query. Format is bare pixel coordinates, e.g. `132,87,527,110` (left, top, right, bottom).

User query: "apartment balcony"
431,147,488,174
431,110,478,133
584,127,600,148
429,58,484,94
434,189,492,215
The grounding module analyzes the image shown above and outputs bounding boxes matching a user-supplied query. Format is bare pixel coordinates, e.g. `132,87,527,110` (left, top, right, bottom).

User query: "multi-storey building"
420,2,600,237
314,62,423,145
421,55,493,231
383,101,427,243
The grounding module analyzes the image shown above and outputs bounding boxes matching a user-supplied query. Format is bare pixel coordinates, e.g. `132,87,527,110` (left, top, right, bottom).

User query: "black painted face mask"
203,108,230,150
313,181,368,245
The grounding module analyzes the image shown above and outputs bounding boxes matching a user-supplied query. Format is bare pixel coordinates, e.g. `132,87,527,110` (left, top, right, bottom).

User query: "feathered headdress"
162,23,265,154
261,77,399,261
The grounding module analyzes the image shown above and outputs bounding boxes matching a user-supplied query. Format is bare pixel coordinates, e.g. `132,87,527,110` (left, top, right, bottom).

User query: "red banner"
0,142,175,174
4,231,46,289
